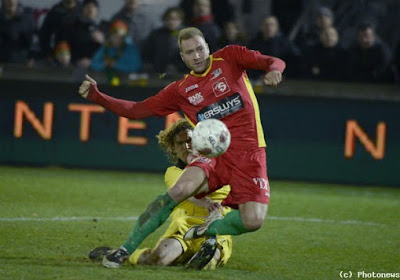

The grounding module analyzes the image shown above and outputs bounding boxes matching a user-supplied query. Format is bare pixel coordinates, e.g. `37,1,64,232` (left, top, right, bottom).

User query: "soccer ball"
191,119,231,158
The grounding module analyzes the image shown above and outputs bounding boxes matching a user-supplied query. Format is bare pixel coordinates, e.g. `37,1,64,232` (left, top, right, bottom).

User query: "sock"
122,193,178,253
205,210,250,236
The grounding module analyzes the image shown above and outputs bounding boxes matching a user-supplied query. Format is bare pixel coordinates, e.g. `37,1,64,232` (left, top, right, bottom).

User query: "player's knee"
143,250,160,265
149,248,167,266
156,256,173,266
242,215,265,231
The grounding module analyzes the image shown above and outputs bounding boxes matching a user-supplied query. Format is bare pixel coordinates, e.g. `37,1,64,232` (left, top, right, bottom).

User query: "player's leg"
185,147,270,238
206,234,233,269
238,201,268,230
202,247,221,270
185,236,218,270
189,233,232,270
201,202,268,236
103,166,208,268
132,239,183,266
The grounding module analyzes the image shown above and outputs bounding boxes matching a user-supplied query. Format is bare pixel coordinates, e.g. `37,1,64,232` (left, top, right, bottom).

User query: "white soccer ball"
191,119,231,158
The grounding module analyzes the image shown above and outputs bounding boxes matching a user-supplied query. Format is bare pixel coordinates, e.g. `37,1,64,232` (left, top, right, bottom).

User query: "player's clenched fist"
78,74,97,98
264,70,282,87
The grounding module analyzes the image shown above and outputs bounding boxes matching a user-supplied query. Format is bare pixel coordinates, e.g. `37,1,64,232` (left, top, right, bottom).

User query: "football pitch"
0,166,399,280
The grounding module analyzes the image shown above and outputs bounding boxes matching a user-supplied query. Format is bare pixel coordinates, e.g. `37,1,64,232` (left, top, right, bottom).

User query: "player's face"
180,35,210,73
173,130,190,164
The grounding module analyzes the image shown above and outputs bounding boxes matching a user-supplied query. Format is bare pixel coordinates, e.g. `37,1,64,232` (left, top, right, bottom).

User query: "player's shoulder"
213,45,248,59
160,76,189,94
165,166,184,180
164,166,184,188
165,166,183,176
174,73,198,89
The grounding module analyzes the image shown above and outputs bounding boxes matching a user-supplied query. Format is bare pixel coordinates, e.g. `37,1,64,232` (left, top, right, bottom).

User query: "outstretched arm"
222,45,286,87
247,49,285,87
78,75,153,119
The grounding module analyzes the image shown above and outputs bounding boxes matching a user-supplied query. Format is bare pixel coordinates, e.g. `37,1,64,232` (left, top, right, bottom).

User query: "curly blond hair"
157,119,192,164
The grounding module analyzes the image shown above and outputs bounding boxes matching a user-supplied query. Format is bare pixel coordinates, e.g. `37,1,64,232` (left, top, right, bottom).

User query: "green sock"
205,210,251,236
122,193,177,253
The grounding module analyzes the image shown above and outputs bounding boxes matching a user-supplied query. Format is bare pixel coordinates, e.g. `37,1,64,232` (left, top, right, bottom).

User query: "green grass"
0,166,399,280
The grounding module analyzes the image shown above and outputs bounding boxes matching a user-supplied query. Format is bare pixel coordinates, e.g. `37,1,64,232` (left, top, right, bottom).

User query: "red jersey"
144,45,285,149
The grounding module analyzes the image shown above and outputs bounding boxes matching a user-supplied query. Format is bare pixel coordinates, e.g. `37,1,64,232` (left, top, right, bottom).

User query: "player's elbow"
275,57,286,73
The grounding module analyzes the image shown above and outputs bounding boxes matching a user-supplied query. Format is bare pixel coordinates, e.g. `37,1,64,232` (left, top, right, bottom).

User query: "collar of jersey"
190,55,214,77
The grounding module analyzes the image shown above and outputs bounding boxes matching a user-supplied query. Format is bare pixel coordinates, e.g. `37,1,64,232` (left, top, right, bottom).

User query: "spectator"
180,0,234,29
0,0,35,64
70,0,104,69
191,0,220,52
297,6,335,49
39,0,80,58
54,40,71,68
218,21,247,48
347,22,392,83
111,0,154,48
91,20,142,74
303,26,348,81
142,7,185,74
248,15,302,78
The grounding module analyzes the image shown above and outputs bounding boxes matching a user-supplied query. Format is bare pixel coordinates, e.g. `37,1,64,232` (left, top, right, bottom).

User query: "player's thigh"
152,238,184,266
168,166,208,201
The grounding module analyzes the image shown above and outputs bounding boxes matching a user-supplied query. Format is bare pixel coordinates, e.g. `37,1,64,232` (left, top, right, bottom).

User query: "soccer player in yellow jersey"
90,119,232,269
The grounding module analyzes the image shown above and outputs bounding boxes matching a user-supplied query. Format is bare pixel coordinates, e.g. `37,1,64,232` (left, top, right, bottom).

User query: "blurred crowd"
1,0,400,83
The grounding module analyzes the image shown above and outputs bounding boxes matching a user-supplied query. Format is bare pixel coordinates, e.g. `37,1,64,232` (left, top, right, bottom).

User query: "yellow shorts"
160,216,233,268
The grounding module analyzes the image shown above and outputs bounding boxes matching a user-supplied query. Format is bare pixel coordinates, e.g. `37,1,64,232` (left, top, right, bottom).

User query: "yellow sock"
203,258,217,270
128,248,150,265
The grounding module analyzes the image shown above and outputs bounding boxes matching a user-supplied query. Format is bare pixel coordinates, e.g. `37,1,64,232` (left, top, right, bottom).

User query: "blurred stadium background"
1,0,399,279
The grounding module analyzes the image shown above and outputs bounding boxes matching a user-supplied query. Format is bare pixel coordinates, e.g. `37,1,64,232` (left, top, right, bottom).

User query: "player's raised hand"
78,74,97,98
264,70,282,87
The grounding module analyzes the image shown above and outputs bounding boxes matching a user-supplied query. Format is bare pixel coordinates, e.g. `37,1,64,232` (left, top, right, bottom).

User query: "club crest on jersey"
212,77,231,97
185,84,199,93
211,68,222,79
188,92,204,105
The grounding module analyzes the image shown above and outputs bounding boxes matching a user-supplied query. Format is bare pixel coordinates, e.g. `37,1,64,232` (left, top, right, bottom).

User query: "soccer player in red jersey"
78,27,285,268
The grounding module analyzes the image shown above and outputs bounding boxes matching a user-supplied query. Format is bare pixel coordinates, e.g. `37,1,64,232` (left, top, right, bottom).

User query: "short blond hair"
178,27,205,50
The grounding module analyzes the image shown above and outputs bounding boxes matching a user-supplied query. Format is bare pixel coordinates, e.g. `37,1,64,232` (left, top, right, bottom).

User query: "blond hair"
178,27,205,50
